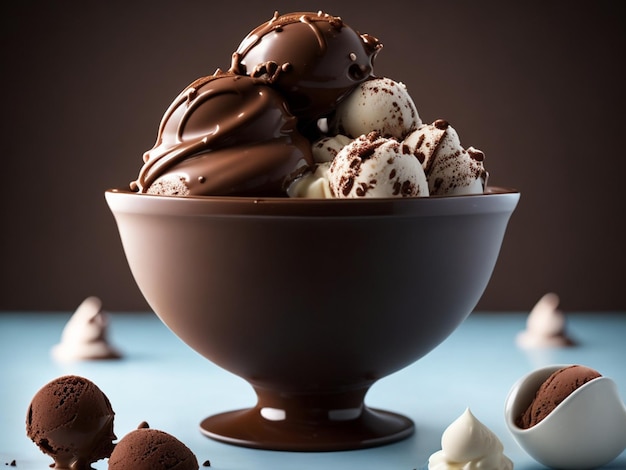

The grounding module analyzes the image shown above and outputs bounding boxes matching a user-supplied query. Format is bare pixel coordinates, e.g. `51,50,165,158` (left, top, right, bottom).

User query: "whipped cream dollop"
429,408,513,470
516,292,574,348
52,296,121,361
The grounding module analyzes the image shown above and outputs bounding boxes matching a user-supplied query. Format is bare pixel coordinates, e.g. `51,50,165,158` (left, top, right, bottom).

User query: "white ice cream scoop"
286,162,333,198
330,77,421,140
403,120,487,196
505,365,626,469
311,134,353,163
328,132,428,198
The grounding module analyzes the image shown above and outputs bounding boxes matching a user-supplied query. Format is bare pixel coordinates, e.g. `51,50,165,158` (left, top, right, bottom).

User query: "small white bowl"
505,365,626,469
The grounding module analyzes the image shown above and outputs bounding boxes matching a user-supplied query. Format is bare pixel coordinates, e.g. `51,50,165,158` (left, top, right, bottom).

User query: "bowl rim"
105,186,519,218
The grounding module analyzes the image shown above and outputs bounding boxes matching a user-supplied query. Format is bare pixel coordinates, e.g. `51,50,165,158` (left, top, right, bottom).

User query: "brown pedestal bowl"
105,187,518,451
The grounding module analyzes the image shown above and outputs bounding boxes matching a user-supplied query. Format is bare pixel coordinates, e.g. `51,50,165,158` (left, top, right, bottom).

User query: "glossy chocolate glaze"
231,11,381,119
132,72,312,196
26,375,116,469
132,11,381,197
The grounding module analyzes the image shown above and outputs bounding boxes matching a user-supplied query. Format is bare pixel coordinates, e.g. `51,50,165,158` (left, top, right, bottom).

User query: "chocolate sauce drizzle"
132,11,381,197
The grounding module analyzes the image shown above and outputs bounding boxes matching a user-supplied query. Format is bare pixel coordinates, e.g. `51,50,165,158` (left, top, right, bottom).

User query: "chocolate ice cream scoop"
517,364,602,428
506,364,626,469
108,425,198,470
26,375,116,469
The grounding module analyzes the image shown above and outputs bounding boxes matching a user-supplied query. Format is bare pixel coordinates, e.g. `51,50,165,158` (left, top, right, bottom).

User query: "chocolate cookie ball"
231,11,381,119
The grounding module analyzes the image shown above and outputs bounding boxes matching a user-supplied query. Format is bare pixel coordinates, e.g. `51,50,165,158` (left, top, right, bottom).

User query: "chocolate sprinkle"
467,147,485,162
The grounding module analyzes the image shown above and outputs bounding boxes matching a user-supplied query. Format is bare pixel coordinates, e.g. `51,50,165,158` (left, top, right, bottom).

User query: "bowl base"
199,405,414,451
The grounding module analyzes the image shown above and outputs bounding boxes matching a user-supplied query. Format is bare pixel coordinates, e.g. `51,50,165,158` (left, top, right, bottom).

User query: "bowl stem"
199,384,414,451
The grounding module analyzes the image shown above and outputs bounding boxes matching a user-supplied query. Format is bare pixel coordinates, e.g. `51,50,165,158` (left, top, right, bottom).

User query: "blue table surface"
1,312,625,469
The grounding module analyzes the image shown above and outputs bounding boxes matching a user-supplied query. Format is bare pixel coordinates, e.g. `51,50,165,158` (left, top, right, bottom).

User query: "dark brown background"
1,1,624,312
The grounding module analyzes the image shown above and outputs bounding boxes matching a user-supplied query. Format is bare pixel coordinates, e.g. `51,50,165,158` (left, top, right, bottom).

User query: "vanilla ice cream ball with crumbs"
404,119,487,196
331,77,421,140
311,134,353,163
287,162,333,198
328,132,428,198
